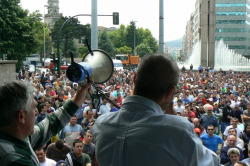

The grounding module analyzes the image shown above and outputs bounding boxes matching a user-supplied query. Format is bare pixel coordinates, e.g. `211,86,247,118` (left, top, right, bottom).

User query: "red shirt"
189,111,196,119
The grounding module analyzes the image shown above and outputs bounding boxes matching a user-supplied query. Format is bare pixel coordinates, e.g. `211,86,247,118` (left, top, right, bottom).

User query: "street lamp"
44,5,48,65
133,21,137,56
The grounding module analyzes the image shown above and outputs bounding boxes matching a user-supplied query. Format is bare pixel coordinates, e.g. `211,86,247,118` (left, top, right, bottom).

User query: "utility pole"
91,0,98,49
159,0,164,53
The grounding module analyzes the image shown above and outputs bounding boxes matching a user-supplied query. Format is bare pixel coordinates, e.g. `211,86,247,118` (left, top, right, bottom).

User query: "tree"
116,46,133,54
98,29,115,57
0,0,43,71
107,22,158,58
51,16,91,59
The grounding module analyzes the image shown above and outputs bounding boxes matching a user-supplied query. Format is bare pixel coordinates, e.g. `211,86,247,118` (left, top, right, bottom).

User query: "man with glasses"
200,125,223,154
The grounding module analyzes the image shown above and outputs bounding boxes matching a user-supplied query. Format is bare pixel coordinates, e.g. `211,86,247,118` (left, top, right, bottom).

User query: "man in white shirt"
174,99,185,113
35,148,56,166
223,117,243,140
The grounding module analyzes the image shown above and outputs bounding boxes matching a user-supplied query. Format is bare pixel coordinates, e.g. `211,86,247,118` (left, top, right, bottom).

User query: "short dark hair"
73,139,83,147
235,161,247,166
40,103,46,110
134,53,179,101
55,140,64,150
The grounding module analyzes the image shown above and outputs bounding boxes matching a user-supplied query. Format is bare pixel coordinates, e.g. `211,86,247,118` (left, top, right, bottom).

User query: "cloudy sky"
20,0,196,41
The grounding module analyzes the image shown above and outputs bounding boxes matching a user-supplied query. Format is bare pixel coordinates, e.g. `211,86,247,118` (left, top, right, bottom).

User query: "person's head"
231,117,239,127
234,161,248,166
228,128,237,136
133,53,179,111
226,100,232,107
86,110,93,119
207,125,215,136
102,97,108,104
40,103,47,113
247,103,250,110
192,118,200,128
0,81,37,138
84,130,93,144
35,148,46,163
72,139,83,156
70,115,78,126
182,110,189,117
55,140,64,151
228,135,237,147
194,128,201,137
244,124,250,134
206,105,213,116
227,148,240,165
213,102,219,109
45,100,52,107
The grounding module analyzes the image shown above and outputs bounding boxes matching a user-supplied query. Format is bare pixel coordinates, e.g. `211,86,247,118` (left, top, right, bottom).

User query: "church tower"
44,0,62,29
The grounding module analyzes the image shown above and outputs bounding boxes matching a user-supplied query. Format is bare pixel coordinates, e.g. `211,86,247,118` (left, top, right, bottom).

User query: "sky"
20,0,196,42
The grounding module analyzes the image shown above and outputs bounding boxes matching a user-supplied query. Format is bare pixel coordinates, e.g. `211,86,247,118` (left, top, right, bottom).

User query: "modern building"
44,0,62,30
188,0,215,66
215,0,250,57
183,13,195,58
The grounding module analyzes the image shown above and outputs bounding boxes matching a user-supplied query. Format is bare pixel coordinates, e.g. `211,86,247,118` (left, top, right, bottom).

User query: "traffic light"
113,12,119,25
54,60,58,70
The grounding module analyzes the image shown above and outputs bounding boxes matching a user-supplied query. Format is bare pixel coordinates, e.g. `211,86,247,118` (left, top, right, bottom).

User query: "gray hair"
0,81,36,127
227,147,240,156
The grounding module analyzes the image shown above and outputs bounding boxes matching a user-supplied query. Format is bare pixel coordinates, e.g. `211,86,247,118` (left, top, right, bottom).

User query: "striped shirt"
0,100,79,166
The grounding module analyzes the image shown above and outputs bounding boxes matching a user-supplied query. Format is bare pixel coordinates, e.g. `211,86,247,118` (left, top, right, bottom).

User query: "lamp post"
43,5,48,65
133,21,137,56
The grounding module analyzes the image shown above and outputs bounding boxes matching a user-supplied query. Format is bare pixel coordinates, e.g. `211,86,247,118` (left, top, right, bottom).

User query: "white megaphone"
66,49,114,85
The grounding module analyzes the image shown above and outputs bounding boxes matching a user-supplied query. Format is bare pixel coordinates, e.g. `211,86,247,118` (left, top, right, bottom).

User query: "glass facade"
216,4,246,7
216,20,246,24
216,12,246,16
215,28,247,32
215,37,247,41
228,45,246,49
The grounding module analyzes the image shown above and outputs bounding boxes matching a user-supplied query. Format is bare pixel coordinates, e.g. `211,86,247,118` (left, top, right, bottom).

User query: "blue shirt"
92,95,220,166
110,107,119,112
200,134,223,152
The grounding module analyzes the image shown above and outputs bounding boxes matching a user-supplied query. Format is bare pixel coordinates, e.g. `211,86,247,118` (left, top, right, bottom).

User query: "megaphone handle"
92,83,121,109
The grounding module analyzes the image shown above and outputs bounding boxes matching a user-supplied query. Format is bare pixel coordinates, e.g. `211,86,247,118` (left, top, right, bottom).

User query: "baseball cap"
207,106,213,110
235,104,239,107
194,128,201,134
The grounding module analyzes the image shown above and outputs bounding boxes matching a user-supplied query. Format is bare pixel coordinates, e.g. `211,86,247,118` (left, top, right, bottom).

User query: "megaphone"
66,49,114,85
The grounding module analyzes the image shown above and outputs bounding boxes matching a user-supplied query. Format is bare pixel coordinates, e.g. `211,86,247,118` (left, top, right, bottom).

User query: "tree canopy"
0,0,44,70
51,16,91,58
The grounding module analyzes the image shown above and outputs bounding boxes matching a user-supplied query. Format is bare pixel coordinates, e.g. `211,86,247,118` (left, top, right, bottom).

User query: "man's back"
92,95,219,166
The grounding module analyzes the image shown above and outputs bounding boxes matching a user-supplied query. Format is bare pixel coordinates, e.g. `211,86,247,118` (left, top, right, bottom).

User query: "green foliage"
78,46,89,58
51,16,91,59
107,21,158,58
98,29,115,57
0,0,43,71
116,46,133,54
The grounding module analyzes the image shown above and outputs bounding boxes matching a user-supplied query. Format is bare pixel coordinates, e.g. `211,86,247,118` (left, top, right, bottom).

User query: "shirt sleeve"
30,100,79,150
84,154,91,164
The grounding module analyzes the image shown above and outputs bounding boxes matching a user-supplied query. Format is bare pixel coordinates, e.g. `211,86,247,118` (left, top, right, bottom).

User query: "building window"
216,3,246,7
215,28,247,32
216,12,247,16
228,45,246,49
216,20,246,24
215,37,247,41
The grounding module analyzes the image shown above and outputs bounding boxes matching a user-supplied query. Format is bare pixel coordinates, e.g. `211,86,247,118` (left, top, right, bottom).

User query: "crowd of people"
16,61,250,166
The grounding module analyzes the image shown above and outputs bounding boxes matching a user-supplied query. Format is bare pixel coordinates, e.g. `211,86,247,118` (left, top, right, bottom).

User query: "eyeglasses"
207,129,214,131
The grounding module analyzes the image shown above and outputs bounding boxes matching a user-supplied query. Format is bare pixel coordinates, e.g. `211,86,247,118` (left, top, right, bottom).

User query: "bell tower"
44,0,62,29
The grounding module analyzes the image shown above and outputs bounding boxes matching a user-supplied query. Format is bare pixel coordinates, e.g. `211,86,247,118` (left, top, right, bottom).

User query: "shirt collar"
122,95,164,115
